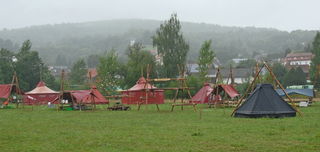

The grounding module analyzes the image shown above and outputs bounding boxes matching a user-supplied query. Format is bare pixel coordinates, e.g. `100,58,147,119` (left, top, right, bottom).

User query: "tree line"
0,18,316,66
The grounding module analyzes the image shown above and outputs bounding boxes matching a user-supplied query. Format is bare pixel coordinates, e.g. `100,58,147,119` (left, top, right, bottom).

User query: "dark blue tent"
234,84,296,118
276,89,314,97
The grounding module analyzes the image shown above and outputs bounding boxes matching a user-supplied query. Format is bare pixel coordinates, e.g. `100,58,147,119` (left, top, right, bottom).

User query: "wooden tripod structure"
138,64,196,111
208,67,223,107
208,66,239,107
8,72,23,108
231,62,302,116
171,65,196,111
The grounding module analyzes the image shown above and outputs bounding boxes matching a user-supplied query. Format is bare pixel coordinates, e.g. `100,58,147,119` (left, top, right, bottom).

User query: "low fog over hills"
0,19,316,65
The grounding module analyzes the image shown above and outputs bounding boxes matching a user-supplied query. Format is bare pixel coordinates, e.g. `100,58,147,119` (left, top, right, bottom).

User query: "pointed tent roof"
81,86,109,104
218,84,240,98
234,84,296,118
128,77,157,91
26,81,58,94
191,83,213,103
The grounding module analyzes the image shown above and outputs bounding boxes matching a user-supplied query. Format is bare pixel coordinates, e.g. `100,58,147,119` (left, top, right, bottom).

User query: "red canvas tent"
0,84,22,99
191,84,239,104
23,81,59,105
0,84,14,99
121,77,164,104
191,83,214,104
218,84,240,98
55,86,109,105
80,86,109,104
211,84,240,103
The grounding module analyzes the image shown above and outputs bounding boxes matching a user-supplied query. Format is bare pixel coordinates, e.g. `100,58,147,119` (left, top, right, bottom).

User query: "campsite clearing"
0,103,319,152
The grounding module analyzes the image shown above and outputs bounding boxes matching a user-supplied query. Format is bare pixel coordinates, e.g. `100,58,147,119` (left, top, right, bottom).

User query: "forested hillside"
0,19,316,65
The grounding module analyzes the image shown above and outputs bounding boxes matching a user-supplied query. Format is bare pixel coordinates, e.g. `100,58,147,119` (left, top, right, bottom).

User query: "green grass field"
0,103,319,152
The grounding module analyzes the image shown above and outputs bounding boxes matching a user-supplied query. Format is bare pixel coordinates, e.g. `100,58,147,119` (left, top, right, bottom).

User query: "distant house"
282,52,314,78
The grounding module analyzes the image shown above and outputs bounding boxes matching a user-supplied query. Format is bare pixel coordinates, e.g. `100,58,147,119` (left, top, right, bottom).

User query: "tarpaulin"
0,84,12,99
191,83,213,104
276,89,314,97
220,84,240,98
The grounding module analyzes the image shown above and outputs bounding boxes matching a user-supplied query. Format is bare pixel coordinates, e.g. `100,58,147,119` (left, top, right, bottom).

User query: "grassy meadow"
0,102,319,152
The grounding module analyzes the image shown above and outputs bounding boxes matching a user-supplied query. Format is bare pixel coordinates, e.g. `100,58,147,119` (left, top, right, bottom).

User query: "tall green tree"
283,67,307,87
272,63,287,83
152,13,189,77
0,48,15,83
97,50,123,95
310,32,320,88
16,40,56,91
125,42,156,88
197,40,215,82
69,59,87,85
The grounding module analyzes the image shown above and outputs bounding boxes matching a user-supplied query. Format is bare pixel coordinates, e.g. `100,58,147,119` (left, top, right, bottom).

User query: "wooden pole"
91,91,95,111
263,62,302,116
14,73,24,109
8,73,15,108
230,64,234,85
58,70,65,111
215,84,219,107
313,64,320,90
145,64,150,110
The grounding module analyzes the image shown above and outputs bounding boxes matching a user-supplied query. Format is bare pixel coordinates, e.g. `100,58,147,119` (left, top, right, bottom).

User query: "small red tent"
80,86,109,104
218,84,240,98
55,86,109,104
191,83,214,104
23,81,59,105
0,84,14,99
191,84,239,104
211,84,240,103
0,84,22,99
121,77,164,104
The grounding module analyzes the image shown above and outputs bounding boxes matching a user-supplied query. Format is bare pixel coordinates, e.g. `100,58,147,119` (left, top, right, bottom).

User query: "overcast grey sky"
1,0,319,31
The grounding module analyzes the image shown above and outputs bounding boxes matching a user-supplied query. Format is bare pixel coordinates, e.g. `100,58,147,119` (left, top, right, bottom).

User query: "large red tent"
121,77,164,104
23,81,59,105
